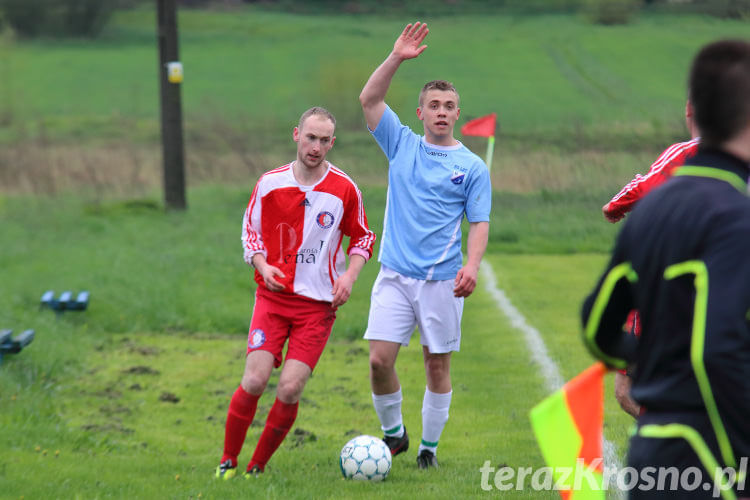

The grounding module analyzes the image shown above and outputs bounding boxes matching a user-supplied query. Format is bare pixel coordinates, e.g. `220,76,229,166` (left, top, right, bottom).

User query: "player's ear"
293,126,300,143
330,136,336,147
456,107,460,119
416,107,423,121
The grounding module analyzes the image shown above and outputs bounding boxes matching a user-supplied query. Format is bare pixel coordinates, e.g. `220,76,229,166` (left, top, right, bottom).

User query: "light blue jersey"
371,105,492,280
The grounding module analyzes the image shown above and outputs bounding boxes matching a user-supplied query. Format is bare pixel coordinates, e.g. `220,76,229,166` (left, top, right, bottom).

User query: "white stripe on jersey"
425,218,462,281
609,138,700,203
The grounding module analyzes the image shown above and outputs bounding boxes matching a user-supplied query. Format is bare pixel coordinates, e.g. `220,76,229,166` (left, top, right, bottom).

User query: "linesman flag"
460,113,497,170
529,362,606,499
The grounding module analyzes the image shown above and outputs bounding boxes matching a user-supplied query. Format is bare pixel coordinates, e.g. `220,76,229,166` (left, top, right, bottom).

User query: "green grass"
1,7,748,148
2,8,745,203
486,254,635,451
1,185,636,498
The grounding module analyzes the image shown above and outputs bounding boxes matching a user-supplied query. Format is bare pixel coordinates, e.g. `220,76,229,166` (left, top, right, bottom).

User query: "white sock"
372,388,404,438
419,387,452,455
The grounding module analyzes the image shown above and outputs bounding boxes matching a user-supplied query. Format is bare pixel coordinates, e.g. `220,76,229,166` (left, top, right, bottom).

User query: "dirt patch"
300,397,319,408
291,428,317,447
345,347,365,356
122,366,160,375
81,423,134,434
91,387,122,399
99,405,132,416
126,344,161,356
159,392,180,403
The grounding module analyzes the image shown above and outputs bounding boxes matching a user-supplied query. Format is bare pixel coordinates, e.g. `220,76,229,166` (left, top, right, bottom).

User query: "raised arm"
359,22,429,131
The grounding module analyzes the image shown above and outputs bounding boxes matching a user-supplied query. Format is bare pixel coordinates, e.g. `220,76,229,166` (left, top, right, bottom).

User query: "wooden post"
156,0,186,210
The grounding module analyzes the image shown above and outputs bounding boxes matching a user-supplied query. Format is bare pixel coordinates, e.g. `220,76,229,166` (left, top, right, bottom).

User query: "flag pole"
485,135,495,170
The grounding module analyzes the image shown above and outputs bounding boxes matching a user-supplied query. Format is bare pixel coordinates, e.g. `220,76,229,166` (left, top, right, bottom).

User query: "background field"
0,5,744,499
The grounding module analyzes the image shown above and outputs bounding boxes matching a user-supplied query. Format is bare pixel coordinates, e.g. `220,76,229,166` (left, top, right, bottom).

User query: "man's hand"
602,203,624,223
614,371,641,419
454,264,479,298
392,22,429,61
331,254,366,308
359,21,428,130
331,272,355,308
252,254,285,292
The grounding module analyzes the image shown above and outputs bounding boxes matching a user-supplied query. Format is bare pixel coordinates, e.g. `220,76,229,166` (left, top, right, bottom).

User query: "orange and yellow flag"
529,362,606,499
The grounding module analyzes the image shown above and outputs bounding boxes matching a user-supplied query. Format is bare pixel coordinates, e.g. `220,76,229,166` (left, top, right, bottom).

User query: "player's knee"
369,352,394,376
241,371,269,395
424,356,450,380
276,377,305,403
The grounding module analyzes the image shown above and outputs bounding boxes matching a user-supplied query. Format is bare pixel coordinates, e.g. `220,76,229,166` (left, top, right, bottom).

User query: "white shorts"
364,266,463,354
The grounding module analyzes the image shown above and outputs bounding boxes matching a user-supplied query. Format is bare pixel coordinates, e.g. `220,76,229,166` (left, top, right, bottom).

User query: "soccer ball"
339,435,392,481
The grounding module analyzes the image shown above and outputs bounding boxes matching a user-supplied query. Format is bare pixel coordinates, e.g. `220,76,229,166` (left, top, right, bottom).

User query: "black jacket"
582,148,750,463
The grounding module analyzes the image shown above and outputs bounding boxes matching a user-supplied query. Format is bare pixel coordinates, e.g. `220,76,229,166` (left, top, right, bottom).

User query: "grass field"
0,185,628,499
3,8,747,141
1,6,749,198
0,5,744,499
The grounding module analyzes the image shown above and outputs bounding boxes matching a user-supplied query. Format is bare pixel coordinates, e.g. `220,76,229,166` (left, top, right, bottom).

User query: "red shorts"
247,287,336,370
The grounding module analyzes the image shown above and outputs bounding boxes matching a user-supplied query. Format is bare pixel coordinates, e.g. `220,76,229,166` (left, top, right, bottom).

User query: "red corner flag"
460,113,497,138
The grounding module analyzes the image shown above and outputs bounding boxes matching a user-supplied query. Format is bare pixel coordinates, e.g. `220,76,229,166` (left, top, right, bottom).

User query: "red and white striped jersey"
604,137,700,221
242,162,375,302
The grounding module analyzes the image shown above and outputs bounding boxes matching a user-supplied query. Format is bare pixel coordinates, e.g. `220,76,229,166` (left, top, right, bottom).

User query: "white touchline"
480,260,624,497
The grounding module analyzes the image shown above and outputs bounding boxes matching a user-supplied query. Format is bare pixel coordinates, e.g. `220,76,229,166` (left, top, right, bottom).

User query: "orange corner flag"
460,113,497,138
529,362,606,499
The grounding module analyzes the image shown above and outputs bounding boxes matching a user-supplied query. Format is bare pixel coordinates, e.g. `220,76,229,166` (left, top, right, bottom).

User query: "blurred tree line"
0,0,747,39
0,0,119,37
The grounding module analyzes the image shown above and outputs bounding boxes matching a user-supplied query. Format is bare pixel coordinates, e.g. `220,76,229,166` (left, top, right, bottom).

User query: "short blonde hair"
418,80,460,107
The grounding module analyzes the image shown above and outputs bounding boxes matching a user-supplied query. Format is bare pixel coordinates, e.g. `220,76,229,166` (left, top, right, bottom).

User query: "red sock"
247,398,299,471
221,386,260,467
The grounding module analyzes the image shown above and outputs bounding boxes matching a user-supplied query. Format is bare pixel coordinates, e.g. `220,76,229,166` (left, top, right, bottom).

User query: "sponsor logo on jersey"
284,240,324,265
248,329,266,349
316,211,335,229
299,198,311,207
426,150,448,158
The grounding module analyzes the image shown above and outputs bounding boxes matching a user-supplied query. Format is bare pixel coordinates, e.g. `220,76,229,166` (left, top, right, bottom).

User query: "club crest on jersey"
451,170,466,185
316,211,335,229
248,329,266,349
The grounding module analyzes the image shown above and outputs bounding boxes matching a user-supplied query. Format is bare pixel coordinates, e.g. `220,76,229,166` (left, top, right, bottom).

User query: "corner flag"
529,362,606,499
460,113,497,170
460,113,496,138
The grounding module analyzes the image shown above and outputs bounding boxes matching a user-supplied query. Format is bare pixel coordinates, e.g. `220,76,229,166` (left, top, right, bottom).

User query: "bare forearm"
360,52,403,109
345,253,367,281
465,221,489,270
359,53,403,130
251,252,268,271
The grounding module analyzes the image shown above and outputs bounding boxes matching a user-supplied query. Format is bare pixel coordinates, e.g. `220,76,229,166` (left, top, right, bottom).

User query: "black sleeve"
581,236,638,369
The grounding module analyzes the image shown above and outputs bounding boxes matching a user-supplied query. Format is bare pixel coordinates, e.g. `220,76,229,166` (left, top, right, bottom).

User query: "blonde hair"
418,80,460,107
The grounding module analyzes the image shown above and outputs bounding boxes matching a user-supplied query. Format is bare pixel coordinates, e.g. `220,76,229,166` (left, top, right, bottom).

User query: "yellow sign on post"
167,61,183,84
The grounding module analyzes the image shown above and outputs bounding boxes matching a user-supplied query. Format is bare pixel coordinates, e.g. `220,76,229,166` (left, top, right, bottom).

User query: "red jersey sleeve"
603,138,700,222
341,180,376,260
242,177,267,266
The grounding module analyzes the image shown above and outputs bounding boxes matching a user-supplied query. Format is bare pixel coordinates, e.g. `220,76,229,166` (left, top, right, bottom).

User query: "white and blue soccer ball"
339,435,392,481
